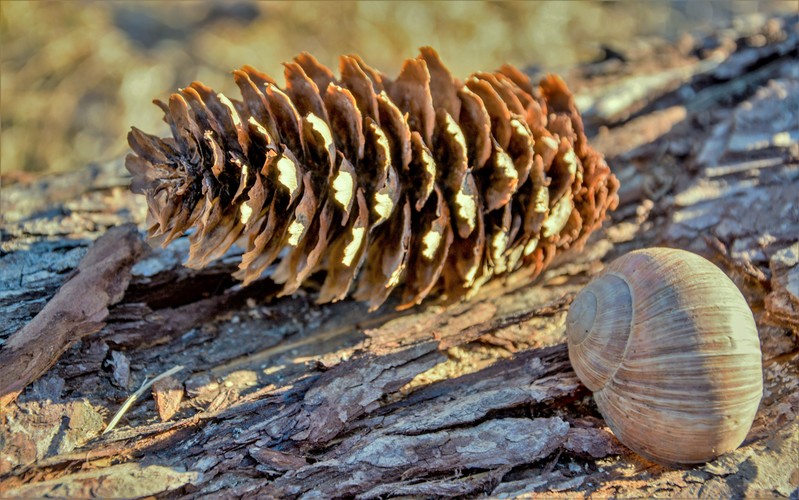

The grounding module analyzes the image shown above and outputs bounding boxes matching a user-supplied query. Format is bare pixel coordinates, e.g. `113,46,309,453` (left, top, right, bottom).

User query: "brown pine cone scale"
126,48,619,311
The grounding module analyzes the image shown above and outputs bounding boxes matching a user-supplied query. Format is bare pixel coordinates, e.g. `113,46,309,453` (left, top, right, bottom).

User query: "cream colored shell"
566,248,763,465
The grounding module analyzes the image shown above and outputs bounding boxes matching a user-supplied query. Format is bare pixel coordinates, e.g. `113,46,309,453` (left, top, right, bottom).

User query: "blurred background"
1,1,795,176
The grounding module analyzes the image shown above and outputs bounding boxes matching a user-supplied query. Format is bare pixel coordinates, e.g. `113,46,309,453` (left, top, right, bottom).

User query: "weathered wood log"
0,13,797,498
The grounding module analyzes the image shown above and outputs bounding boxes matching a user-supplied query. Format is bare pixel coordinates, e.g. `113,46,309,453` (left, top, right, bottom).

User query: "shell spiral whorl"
566,272,633,392
566,247,763,465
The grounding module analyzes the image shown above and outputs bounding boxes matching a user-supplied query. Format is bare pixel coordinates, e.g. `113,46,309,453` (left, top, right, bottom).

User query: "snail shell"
566,248,763,465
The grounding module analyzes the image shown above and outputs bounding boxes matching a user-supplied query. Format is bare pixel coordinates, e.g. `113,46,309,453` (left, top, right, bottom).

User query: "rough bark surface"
1,14,797,498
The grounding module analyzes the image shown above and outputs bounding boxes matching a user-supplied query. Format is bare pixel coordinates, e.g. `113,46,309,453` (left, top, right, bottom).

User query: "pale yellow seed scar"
342,227,366,266
534,188,549,213
419,146,436,203
248,117,271,143
524,237,539,256
542,135,559,151
495,146,517,182
287,219,306,246
491,231,508,260
371,125,394,219
421,147,435,177
511,118,529,139
332,168,355,209
373,190,394,221
217,93,243,129
421,228,442,261
306,113,334,154
562,148,578,177
542,195,573,238
387,265,404,288
463,262,479,284
234,161,250,203
444,112,467,156
374,125,391,163
239,203,253,224
240,161,249,186
455,189,477,229
276,156,299,197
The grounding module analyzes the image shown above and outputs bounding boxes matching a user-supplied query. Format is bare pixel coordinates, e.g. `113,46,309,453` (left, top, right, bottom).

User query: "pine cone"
126,48,619,310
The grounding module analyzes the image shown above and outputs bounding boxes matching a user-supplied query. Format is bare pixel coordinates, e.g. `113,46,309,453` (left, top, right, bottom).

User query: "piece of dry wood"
0,224,145,409
2,463,199,498
153,375,184,422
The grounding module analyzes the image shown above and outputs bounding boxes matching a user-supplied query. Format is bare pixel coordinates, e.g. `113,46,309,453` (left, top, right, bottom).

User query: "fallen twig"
104,365,185,434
